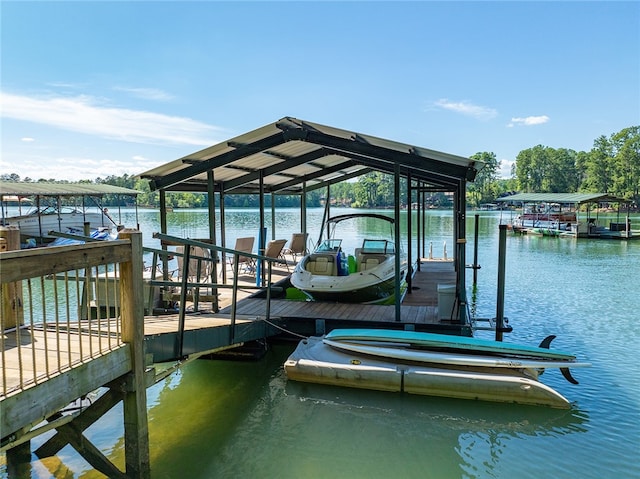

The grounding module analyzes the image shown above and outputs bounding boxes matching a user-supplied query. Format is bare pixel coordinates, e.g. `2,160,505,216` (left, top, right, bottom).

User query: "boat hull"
284,337,571,408
296,275,404,304
291,256,407,304
6,211,107,238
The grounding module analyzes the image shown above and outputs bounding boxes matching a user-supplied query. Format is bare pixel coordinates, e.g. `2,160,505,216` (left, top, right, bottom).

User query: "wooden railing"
0,227,285,390
0,229,143,398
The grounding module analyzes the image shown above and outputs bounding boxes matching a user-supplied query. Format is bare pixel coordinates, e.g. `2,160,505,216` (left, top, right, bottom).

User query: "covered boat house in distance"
496,192,637,239
0,181,141,244
138,117,484,325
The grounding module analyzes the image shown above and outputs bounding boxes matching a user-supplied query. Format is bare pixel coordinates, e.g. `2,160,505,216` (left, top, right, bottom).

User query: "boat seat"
359,254,387,271
306,254,335,276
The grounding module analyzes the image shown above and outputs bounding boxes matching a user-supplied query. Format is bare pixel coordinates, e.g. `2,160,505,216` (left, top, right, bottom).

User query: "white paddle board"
323,338,591,370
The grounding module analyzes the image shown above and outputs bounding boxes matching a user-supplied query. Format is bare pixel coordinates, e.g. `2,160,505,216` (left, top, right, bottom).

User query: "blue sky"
1,1,638,181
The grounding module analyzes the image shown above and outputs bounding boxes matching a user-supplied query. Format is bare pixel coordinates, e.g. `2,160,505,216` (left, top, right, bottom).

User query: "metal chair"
176,245,212,283
282,233,309,264
224,236,255,276
263,239,289,271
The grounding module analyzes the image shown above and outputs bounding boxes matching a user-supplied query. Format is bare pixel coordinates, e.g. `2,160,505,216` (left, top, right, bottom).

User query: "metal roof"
0,182,141,198
495,193,630,204
138,117,482,194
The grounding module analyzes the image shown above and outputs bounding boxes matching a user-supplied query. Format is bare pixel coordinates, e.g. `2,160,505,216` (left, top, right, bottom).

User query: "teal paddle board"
324,329,577,360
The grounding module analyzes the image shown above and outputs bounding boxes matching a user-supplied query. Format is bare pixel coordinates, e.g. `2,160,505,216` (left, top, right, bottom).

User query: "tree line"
463,125,639,208
3,125,637,209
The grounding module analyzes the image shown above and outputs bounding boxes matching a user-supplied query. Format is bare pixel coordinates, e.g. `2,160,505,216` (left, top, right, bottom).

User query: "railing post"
118,229,150,479
0,226,23,330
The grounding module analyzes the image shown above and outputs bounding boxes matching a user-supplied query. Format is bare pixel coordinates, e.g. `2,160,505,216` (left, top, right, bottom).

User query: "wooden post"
1,226,24,330
118,229,151,478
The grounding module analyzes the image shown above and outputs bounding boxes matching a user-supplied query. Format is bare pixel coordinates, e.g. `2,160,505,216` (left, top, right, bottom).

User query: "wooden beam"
34,388,121,457
57,422,127,479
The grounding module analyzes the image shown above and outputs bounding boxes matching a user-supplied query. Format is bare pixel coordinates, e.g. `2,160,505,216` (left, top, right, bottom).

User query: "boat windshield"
361,239,395,254
315,239,342,252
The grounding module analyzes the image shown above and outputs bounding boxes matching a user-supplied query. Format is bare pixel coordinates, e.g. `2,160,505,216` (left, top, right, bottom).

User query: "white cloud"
0,91,222,146
508,115,550,127
499,159,515,178
21,137,35,142
113,86,175,101
433,99,498,121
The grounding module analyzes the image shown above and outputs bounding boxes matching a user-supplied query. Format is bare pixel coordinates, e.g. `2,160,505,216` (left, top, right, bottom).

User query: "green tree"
610,126,640,204
582,135,613,193
544,148,579,192
468,152,499,206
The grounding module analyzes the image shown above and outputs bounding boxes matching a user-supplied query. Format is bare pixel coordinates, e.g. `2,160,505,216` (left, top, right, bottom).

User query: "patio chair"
263,238,289,271
224,236,255,276
176,245,212,283
282,233,309,264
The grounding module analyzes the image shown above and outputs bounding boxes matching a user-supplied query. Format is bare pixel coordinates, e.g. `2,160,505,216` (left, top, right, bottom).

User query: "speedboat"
290,214,408,304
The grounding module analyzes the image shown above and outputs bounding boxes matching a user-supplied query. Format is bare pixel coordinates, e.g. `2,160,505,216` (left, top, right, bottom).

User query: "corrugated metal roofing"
0,182,141,198
495,193,630,204
138,117,482,194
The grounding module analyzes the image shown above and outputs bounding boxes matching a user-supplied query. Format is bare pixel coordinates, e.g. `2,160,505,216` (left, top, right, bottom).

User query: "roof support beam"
299,167,374,193
330,150,458,189
269,160,361,193
222,148,330,192
148,132,286,191
275,123,478,181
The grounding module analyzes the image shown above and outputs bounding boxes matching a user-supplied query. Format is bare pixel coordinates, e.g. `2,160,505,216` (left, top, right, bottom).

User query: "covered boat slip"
0,181,141,242
139,117,483,328
496,192,637,239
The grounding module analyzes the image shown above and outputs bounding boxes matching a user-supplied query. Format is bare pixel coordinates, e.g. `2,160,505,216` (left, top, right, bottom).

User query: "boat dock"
1,259,457,391
496,192,639,239
2,118,481,477
1,229,461,478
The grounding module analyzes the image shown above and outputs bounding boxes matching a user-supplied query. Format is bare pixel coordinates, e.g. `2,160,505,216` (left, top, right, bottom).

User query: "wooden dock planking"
2,326,123,395
404,259,456,307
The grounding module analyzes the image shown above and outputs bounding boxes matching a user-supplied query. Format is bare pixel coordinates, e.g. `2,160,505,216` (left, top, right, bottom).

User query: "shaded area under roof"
495,193,630,205
0,182,141,198
138,117,481,194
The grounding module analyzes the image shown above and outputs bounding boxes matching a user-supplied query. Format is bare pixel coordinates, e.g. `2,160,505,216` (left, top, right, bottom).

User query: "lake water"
2,208,639,479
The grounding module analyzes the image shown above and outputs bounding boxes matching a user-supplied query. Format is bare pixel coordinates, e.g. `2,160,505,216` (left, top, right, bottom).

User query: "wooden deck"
1,259,459,395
